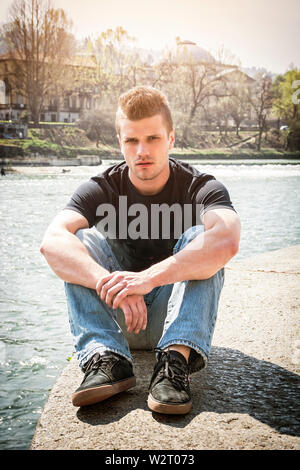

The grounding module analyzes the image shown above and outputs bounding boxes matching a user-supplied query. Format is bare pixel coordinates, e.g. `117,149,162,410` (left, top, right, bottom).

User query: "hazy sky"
1,0,299,74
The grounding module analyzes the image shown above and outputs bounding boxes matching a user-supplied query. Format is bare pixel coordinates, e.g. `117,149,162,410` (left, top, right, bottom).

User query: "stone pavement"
31,245,300,450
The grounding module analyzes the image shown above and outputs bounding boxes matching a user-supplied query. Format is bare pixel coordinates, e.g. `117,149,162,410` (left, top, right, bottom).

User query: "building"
0,41,256,127
167,40,256,127
175,40,216,64
0,53,100,123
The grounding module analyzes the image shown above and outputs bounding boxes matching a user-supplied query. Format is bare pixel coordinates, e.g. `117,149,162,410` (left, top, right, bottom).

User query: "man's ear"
169,130,175,150
117,134,123,154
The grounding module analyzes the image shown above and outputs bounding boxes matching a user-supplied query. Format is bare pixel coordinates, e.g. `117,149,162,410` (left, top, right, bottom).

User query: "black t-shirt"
64,158,236,271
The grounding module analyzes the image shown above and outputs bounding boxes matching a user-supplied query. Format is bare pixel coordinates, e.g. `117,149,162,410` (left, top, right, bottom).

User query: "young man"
40,86,241,415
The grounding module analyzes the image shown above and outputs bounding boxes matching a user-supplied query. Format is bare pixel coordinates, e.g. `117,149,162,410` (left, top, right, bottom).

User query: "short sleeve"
195,178,236,214
64,179,104,228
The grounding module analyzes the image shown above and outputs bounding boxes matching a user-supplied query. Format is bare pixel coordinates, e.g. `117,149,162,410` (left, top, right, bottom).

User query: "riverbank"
2,159,300,178
31,245,300,451
1,125,299,167
1,150,300,171
0,153,103,169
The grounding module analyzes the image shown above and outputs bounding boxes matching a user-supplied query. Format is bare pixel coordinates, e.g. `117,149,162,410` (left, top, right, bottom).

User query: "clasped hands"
96,271,154,335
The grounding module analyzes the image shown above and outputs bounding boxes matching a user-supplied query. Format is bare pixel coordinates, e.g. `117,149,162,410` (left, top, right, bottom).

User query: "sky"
1,0,299,74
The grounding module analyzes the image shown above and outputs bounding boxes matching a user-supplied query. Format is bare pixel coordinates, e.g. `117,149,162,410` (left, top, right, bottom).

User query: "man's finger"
99,275,123,300
121,302,132,332
112,288,131,310
129,302,139,334
134,300,146,334
140,299,147,331
104,282,126,307
96,274,114,296
101,272,129,301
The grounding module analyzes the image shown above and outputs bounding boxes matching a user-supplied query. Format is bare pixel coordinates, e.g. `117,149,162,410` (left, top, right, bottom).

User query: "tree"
78,109,118,148
248,72,273,150
72,27,144,120
72,27,150,136
163,39,231,145
94,27,141,102
272,69,300,124
225,71,254,136
211,96,232,137
272,69,300,151
2,0,74,124
228,94,246,136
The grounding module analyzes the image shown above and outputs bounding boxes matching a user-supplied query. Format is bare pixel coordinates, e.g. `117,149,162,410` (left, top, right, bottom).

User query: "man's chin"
134,168,159,181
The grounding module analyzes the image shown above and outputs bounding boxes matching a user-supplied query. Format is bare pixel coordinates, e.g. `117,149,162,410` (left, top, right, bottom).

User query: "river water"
0,161,299,449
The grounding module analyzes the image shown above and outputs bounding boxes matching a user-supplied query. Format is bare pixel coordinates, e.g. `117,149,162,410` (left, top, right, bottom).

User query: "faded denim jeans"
64,225,225,373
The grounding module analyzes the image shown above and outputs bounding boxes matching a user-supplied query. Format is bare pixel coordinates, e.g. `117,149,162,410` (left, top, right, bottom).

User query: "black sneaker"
147,348,192,415
72,351,136,407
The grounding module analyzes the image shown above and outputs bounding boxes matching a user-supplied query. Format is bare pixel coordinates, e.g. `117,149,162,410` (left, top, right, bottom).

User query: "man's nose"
137,141,150,157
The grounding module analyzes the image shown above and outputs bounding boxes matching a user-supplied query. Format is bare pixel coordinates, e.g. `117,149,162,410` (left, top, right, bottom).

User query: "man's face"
118,113,175,193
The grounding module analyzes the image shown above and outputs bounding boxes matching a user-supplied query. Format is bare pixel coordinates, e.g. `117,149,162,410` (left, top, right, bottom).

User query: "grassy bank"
1,126,300,162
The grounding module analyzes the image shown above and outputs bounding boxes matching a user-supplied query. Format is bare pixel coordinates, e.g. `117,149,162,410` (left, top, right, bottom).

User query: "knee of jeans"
173,225,204,253
74,227,107,263
74,228,86,243
75,227,104,246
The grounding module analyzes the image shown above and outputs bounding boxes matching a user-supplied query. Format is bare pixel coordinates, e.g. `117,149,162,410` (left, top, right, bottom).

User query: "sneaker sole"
72,376,136,407
147,394,192,415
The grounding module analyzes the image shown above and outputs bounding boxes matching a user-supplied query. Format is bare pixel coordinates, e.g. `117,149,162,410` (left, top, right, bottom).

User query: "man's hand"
119,294,147,335
96,270,154,310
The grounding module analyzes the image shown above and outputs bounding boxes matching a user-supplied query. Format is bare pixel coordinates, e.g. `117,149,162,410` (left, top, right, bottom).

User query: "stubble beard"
132,158,169,182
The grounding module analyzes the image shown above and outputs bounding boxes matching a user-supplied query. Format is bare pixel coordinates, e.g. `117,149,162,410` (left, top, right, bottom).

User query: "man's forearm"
97,209,240,310
41,229,148,333
40,231,109,290
144,229,238,288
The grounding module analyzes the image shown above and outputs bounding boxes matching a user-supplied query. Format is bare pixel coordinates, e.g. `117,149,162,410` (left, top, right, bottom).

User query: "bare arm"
97,208,241,308
146,208,241,286
40,209,108,289
40,209,147,335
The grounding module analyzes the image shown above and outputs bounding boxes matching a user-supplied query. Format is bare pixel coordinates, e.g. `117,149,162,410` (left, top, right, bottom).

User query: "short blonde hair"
115,86,173,135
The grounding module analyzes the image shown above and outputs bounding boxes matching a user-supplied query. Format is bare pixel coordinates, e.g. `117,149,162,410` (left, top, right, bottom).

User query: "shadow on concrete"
76,347,300,437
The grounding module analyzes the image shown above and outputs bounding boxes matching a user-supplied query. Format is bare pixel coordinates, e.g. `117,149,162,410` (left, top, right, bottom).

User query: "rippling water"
0,162,300,449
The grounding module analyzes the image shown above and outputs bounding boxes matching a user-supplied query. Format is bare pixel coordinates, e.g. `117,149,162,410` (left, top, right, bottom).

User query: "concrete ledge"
31,245,300,450
0,155,102,167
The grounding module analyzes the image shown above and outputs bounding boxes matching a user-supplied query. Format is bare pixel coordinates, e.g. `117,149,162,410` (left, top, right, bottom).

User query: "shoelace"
149,348,190,391
83,353,116,379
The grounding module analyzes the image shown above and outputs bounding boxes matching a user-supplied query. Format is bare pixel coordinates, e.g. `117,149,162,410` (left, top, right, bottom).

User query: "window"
50,98,58,108
0,81,6,104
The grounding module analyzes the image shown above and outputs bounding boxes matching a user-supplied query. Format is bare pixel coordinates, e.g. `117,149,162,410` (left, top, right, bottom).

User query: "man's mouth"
135,161,154,167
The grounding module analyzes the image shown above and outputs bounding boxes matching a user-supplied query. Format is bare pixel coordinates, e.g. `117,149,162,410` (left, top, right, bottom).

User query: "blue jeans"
64,226,225,374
